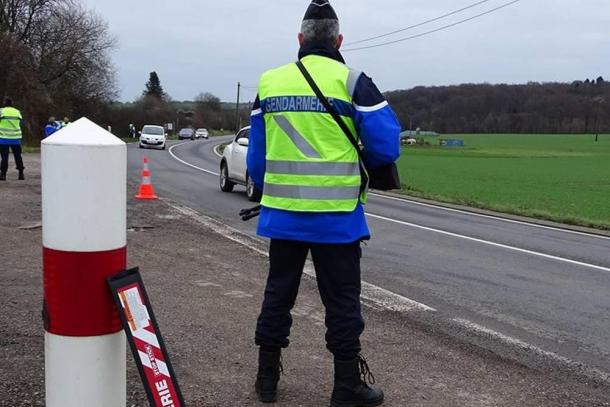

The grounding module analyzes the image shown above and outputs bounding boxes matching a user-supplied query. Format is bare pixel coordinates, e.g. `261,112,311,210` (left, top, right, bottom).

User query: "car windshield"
197,129,207,132
143,126,164,135
180,129,193,134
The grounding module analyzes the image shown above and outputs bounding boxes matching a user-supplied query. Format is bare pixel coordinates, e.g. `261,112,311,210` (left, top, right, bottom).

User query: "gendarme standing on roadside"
0,97,25,181
247,1,400,405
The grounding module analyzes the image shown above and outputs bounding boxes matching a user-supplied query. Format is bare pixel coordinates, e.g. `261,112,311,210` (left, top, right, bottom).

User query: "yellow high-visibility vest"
0,107,23,141
258,55,365,212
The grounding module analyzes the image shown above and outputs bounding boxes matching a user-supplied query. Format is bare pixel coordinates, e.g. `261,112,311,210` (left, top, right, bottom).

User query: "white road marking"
165,201,436,314
168,142,219,176
162,144,610,382
171,140,609,242
167,141,610,273
453,318,610,383
165,198,609,384
367,213,610,273
369,192,610,241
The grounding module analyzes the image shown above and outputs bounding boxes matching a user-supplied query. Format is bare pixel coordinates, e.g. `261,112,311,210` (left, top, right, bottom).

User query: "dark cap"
303,0,338,21
3,97,13,107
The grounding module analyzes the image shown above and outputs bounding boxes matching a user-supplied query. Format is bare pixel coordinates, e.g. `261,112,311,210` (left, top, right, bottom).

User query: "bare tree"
0,0,68,40
28,3,117,99
0,0,117,141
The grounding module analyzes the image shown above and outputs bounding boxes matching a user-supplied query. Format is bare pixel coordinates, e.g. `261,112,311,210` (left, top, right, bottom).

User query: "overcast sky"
81,0,610,102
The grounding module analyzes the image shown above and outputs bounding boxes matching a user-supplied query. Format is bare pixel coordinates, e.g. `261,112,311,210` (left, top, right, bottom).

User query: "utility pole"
594,97,605,142
235,82,241,133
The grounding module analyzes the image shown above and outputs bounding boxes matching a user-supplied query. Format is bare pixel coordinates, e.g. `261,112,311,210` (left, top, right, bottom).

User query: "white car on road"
196,128,209,139
139,125,167,150
219,126,262,202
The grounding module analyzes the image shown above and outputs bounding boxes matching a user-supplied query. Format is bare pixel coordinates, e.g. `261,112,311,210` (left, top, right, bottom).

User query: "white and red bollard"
42,118,127,407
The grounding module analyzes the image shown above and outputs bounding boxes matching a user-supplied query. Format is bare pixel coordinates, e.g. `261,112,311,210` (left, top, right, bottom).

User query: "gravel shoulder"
1,154,609,407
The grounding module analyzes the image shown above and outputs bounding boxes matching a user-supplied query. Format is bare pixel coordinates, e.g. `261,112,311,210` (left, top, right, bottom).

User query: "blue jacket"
44,121,61,139
247,43,401,244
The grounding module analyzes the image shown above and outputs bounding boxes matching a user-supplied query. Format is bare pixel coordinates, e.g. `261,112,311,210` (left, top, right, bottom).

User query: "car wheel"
220,162,235,192
246,174,262,202
139,144,144,149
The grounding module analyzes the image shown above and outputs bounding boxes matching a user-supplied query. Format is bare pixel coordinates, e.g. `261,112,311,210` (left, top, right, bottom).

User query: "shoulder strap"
295,60,363,160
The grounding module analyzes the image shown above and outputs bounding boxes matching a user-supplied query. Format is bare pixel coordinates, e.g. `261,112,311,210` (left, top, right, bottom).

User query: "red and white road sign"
108,268,185,407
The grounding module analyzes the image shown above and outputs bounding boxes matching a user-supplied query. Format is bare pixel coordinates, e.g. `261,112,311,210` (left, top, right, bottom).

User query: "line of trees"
5,2,606,141
0,0,117,142
386,78,610,134
97,72,251,138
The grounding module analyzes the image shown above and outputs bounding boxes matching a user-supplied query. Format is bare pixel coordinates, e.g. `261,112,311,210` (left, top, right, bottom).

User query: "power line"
345,0,494,47
343,0,522,52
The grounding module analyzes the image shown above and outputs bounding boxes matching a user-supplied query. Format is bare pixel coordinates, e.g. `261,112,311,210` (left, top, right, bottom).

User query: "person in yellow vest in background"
247,1,400,405
0,97,25,181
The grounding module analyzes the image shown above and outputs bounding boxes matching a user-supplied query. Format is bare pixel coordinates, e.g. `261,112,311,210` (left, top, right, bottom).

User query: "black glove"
239,205,262,221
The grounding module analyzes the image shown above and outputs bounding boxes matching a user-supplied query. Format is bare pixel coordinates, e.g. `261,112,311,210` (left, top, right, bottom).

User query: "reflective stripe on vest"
266,160,360,177
264,183,361,200
259,55,363,213
0,107,23,140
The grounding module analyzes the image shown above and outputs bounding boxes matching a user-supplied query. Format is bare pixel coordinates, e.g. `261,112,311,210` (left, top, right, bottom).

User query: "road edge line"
166,138,610,240
452,318,610,384
167,141,610,273
162,198,610,386
162,199,436,314
367,213,610,273
168,142,220,176
160,142,610,385
370,192,610,240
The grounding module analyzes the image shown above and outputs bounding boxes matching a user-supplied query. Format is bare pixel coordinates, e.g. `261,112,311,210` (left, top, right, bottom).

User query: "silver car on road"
219,126,262,202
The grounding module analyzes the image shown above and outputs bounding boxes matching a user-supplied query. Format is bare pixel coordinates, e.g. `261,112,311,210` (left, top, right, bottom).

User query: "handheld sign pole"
108,268,186,407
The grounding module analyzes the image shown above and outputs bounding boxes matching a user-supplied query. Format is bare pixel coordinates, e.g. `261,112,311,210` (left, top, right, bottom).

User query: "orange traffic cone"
135,156,158,200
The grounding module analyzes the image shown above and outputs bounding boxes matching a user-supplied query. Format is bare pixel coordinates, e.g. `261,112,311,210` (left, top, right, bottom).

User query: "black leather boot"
0,172,6,181
255,348,282,403
18,170,24,180
330,355,384,407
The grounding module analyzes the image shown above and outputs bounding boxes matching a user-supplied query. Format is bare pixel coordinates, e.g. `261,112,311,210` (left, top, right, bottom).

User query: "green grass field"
397,134,610,230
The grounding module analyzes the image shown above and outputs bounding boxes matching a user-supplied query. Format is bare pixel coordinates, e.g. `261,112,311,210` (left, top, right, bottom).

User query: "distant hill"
385,78,609,134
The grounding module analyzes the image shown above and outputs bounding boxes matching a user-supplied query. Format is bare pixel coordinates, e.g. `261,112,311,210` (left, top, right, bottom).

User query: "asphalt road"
128,137,610,378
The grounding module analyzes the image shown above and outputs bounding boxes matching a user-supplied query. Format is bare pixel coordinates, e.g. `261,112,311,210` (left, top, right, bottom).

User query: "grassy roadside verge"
217,143,229,155
396,134,610,231
22,145,41,153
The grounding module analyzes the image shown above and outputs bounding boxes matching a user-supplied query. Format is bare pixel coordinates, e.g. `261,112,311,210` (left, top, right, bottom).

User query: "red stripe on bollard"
43,247,126,336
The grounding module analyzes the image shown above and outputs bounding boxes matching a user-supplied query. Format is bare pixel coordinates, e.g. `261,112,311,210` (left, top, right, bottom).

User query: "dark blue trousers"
255,239,365,360
0,144,24,174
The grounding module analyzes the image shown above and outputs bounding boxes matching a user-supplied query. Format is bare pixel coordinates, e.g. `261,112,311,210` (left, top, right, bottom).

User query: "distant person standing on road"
129,123,136,138
247,1,400,405
0,97,25,181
